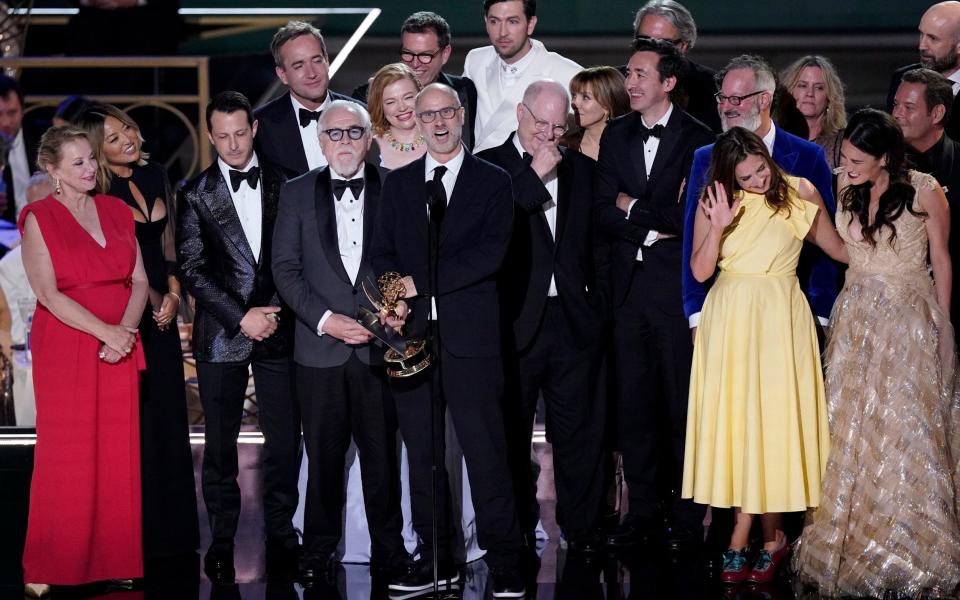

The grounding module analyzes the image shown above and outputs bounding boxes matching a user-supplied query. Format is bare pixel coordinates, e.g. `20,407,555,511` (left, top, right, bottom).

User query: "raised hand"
699,182,742,231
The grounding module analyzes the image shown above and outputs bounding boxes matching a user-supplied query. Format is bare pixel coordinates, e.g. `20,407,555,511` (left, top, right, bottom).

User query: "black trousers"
391,347,521,569
197,353,300,544
613,279,704,529
504,299,605,540
296,356,406,564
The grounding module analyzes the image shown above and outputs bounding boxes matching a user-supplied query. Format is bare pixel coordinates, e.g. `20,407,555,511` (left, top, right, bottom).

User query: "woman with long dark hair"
683,126,846,584
794,108,960,597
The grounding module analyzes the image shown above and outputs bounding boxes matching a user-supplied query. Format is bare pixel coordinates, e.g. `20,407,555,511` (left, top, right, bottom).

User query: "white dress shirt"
217,154,262,262
513,136,558,296
290,94,331,171
8,130,29,219
626,103,674,260
422,147,466,318
949,69,960,97
0,244,34,345
317,168,366,336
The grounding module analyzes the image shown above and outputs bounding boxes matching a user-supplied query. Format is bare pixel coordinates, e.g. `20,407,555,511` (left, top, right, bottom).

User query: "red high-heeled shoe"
747,543,790,583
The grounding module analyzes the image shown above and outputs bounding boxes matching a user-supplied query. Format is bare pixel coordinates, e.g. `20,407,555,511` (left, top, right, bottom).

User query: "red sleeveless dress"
19,194,145,584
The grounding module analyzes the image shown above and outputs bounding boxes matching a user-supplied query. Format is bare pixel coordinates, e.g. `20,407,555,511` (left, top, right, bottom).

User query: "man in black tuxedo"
596,37,714,552
477,80,609,554
254,20,365,176
271,100,409,584
176,91,300,582
633,0,720,133
370,83,524,598
887,2,960,142
351,11,479,151
893,67,960,328
0,75,40,227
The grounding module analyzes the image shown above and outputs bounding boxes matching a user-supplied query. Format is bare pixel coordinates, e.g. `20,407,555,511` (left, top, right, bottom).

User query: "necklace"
385,129,425,152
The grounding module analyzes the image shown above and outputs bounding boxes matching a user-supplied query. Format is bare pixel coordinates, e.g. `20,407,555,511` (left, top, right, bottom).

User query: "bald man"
888,1,960,140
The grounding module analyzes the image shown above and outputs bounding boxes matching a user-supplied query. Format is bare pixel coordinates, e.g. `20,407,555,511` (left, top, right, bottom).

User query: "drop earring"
54,178,61,194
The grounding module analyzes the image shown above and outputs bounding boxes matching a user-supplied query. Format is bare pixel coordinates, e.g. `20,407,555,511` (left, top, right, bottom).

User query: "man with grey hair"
888,2,960,141
633,0,720,132
681,55,836,334
255,20,365,176
477,79,609,555
272,99,409,586
371,83,523,597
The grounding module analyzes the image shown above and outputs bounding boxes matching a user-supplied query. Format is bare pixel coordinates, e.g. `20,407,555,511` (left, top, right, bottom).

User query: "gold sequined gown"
794,171,960,597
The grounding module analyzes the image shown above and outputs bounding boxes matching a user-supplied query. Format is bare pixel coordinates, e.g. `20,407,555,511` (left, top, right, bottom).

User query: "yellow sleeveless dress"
681,176,830,514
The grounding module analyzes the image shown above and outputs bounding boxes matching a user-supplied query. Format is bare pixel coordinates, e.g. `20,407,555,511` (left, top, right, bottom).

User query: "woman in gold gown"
794,109,960,598
684,126,847,584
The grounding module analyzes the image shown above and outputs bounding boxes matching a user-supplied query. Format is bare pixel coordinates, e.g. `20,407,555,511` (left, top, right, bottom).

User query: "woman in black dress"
76,104,199,559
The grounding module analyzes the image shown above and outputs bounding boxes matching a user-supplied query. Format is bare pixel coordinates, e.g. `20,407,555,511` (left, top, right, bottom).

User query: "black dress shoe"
298,552,336,586
489,567,525,598
605,514,656,549
565,531,605,558
387,558,459,594
204,543,236,584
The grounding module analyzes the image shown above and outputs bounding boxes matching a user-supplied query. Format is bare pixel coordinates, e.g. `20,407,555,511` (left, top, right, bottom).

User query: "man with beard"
892,67,960,328
370,83,524,597
888,2,960,141
271,100,409,586
350,11,479,151
464,0,582,152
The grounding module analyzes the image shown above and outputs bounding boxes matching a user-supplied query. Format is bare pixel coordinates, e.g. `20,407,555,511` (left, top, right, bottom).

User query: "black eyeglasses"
714,90,764,106
417,106,460,123
322,126,366,141
522,103,568,137
634,34,684,47
400,47,444,64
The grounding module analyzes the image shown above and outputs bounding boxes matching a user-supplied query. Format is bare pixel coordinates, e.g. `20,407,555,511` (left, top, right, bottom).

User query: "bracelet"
167,292,181,305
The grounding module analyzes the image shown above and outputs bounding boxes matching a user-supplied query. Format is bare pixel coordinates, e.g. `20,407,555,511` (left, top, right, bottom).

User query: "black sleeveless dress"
108,162,199,558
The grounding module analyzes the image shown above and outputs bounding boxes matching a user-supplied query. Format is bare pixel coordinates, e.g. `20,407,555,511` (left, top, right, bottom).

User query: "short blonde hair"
367,63,423,136
36,126,90,174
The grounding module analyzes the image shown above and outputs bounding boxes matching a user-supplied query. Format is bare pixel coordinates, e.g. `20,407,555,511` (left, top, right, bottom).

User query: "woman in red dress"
19,126,148,596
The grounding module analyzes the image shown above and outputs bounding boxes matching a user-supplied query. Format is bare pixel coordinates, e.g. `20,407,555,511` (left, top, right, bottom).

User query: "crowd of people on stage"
13,0,960,597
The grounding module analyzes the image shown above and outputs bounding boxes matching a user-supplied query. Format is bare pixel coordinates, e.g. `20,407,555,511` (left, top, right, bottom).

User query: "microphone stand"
424,180,446,596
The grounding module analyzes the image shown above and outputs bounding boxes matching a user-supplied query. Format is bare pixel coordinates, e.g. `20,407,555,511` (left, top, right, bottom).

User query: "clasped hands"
98,323,139,364
240,306,281,341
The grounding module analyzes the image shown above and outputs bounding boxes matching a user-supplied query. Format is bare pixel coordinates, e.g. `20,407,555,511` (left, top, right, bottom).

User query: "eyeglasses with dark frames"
417,106,460,122
714,90,764,106
399,47,445,64
634,34,684,47
522,103,569,137
322,126,366,141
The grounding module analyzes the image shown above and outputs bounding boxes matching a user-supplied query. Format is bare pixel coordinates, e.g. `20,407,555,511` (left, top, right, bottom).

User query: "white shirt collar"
512,133,527,157
217,152,259,185
762,123,777,155
499,38,541,75
425,145,465,179
641,102,674,129
289,92,331,120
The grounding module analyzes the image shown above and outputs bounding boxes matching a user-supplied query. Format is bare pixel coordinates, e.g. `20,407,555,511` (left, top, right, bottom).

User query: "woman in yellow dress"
684,126,847,583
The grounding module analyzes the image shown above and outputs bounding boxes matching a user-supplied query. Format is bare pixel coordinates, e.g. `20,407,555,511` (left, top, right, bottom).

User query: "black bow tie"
332,177,364,200
299,107,322,128
228,166,260,193
639,124,665,142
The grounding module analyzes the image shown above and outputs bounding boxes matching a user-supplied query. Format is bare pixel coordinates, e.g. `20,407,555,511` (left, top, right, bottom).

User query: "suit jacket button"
352,288,358,295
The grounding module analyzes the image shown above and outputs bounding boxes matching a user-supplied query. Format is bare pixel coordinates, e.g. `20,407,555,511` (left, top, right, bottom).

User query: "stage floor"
0,437,825,599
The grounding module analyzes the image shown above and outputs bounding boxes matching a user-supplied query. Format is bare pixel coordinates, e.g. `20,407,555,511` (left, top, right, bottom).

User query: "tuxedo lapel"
258,163,284,269
200,166,257,267
441,153,479,246
554,151,573,250
773,131,800,174
627,113,649,194
358,163,380,271
312,168,352,285
276,98,309,174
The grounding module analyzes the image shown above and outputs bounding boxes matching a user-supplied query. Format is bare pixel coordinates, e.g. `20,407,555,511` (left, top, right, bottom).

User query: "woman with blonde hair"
566,66,631,160
781,55,848,169
367,63,425,170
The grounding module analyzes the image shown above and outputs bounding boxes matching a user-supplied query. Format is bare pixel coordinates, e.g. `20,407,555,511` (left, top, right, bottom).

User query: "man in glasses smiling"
351,11,479,151
371,83,524,597
272,100,410,587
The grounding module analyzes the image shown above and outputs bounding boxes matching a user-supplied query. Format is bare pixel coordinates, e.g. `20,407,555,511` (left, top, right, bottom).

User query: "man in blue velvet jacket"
681,55,837,332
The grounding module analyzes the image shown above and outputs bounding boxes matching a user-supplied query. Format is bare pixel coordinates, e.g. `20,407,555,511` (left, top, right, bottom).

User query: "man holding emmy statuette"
370,83,525,598
271,100,410,587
